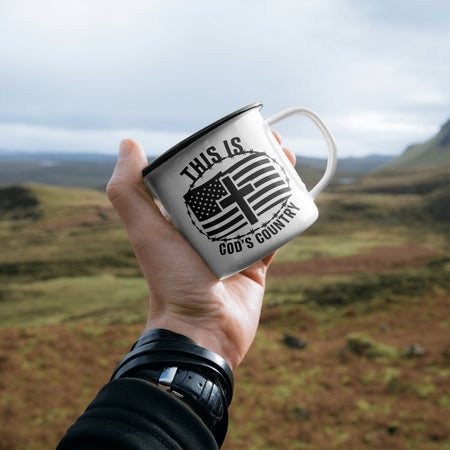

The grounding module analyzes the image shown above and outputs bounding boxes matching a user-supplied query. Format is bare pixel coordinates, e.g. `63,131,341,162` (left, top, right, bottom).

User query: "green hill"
0,183,109,220
379,118,450,171
339,118,450,196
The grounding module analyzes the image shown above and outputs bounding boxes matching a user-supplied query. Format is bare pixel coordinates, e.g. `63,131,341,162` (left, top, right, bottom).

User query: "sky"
0,0,449,158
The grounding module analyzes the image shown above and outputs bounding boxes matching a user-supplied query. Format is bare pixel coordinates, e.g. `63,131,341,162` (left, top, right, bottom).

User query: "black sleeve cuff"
56,378,218,450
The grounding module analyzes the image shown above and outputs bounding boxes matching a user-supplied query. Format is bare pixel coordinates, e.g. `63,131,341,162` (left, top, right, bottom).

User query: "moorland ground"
0,171,449,449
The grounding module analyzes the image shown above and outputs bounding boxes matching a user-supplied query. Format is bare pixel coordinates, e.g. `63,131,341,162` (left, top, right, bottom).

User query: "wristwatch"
128,366,227,433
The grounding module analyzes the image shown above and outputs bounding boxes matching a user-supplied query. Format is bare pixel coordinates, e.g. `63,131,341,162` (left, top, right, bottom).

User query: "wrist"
144,318,240,369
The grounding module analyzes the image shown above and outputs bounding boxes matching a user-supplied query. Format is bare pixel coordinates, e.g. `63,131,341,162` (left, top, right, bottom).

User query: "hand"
106,136,295,369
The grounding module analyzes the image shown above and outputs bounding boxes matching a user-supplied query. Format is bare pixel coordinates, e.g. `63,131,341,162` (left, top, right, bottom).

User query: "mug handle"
267,107,337,199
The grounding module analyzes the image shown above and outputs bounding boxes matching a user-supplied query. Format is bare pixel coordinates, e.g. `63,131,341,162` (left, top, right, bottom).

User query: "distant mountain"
0,151,117,162
0,151,394,189
0,152,117,189
297,154,394,175
377,119,450,172
295,154,394,190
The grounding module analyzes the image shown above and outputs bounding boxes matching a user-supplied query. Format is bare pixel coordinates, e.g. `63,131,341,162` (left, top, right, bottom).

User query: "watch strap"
111,329,234,406
128,366,227,435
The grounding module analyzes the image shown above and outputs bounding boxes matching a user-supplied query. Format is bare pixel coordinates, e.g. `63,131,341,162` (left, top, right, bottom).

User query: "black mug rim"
142,102,263,176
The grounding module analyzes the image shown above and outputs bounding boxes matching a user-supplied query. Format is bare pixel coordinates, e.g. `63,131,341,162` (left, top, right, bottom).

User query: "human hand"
106,136,295,369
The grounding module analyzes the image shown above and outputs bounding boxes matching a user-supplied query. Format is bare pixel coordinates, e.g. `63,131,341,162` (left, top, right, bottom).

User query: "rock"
283,334,308,350
289,407,310,420
346,332,402,359
346,332,373,355
405,344,425,357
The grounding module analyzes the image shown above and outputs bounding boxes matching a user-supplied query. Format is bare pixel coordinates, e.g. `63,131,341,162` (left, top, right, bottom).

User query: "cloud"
0,0,449,157
0,122,187,156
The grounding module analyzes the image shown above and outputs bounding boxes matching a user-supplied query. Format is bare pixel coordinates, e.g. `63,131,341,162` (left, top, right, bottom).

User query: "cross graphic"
219,175,258,225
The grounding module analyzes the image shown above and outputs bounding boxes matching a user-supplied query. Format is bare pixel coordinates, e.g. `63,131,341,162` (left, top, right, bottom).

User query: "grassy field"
0,174,449,449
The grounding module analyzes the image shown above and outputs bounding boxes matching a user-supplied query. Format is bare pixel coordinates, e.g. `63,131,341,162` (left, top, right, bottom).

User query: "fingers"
283,147,296,166
261,251,278,267
272,130,296,166
272,130,282,145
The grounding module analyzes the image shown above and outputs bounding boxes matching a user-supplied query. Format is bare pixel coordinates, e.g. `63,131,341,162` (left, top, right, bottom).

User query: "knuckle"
106,181,125,205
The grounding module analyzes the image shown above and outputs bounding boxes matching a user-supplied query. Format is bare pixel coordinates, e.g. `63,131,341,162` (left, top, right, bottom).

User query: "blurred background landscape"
1,0,449,448
1,119,449,449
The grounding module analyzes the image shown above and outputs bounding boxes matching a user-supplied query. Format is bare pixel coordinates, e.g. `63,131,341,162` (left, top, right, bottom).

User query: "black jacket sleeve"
56,378,219,450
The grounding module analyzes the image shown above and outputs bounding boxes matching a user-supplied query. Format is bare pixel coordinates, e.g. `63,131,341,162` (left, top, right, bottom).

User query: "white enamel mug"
142,103,337,279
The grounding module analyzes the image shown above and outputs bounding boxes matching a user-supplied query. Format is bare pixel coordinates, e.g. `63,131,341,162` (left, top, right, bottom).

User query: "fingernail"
118,139,133,159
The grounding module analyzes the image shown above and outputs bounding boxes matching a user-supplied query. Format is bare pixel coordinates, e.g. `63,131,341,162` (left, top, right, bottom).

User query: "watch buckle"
158,367,184,399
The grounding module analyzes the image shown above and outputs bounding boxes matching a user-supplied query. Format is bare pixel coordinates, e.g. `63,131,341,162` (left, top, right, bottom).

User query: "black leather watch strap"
111,329,234,406
128,366,227,433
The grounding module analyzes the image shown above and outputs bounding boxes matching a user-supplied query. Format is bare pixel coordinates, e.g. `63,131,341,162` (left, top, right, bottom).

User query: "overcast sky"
0,0,449,158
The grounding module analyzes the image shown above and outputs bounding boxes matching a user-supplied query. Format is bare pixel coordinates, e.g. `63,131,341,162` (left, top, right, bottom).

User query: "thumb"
106,139,166,232
107,138,147,199
107,139,201,281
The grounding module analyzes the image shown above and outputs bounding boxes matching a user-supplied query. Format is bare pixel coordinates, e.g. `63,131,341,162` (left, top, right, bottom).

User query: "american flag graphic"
184,152,292,241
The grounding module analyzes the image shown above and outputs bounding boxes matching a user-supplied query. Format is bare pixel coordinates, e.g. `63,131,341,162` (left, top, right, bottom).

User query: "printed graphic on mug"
183,150,293,246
